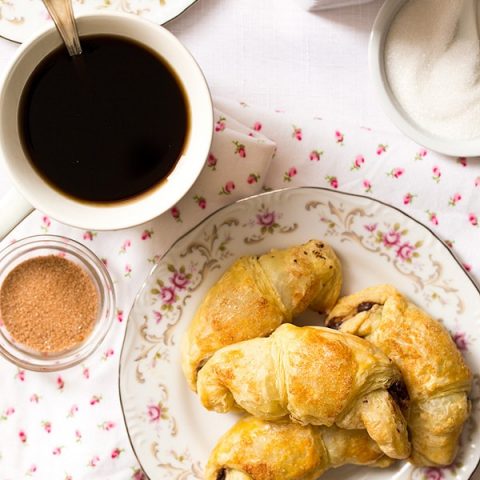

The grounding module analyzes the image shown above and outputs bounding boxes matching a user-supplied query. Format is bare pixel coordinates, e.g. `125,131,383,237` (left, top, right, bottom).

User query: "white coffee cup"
0,12,213,238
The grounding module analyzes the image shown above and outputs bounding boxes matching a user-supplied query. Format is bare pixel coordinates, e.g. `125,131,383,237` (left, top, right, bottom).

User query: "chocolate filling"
356,301,376,313
388,380,410,412
217,468,226,480
326,317,343,330
327,301,379,330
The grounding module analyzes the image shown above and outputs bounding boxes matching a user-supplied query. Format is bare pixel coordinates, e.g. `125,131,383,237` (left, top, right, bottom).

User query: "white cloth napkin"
171,107,277,224
296,0,375,11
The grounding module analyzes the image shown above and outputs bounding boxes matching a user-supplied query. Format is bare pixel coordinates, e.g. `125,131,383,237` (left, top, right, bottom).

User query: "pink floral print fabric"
0,98,479,479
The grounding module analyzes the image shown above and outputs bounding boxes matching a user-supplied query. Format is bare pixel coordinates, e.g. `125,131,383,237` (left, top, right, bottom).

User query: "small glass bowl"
0,235,115,371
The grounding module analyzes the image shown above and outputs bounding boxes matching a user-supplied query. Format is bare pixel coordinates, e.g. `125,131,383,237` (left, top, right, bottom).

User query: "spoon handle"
457,0,478,42
42,0,82,56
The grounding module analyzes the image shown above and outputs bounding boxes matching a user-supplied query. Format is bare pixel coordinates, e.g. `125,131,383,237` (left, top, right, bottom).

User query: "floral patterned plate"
119,187,480,480
0,0,197,44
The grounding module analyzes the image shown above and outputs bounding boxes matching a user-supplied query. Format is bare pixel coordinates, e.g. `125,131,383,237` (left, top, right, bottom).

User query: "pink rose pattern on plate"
242,203,298,244
374,223,422,263
0,100,479,479
150,265,192,313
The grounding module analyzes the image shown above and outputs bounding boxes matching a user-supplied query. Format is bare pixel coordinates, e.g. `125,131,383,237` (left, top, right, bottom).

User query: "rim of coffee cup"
0,12,213,230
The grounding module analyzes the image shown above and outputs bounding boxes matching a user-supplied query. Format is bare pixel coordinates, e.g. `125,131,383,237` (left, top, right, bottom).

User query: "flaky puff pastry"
197,324,410,459
181,240,342,391
326,284,472,466
205,416,393,480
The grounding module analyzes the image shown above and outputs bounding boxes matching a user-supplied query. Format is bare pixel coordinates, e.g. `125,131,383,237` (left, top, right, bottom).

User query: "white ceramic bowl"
369,0,480,157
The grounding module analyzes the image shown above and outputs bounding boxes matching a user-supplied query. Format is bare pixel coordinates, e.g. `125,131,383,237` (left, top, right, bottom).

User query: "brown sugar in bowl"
1,255,99,353
0,236,115,371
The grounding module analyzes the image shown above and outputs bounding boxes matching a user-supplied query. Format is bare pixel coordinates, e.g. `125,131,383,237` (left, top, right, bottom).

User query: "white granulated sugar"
385,0,480,140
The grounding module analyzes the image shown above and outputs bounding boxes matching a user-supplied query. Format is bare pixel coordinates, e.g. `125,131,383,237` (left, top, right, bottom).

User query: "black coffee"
19,35,189,203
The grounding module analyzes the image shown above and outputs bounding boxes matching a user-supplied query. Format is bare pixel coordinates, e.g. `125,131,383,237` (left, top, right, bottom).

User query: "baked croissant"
205,416,393,480
197,323,410,459
181,240,342,390
326,284,472,466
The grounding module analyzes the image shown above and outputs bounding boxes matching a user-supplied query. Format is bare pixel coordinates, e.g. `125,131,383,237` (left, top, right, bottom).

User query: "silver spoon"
42,0,82,56
457,0,478,42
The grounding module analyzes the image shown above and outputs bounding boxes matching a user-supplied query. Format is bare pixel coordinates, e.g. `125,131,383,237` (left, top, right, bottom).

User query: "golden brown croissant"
205,416,393,480
197,323,410,459
181,240,342,391
326,284,472,466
